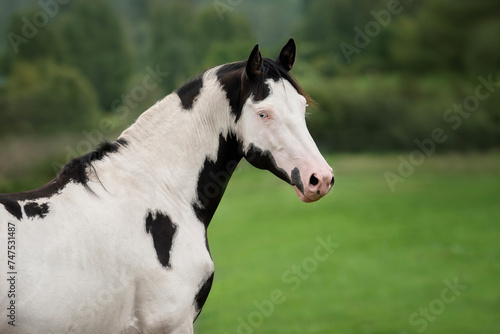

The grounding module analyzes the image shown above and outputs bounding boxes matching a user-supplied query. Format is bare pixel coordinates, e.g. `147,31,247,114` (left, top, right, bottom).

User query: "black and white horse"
0,39,333,333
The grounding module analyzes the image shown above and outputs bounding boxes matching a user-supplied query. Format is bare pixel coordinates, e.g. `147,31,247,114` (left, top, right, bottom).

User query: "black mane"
0,138,128,219
176,73,204,110
0,139,128,203
59,138,128,186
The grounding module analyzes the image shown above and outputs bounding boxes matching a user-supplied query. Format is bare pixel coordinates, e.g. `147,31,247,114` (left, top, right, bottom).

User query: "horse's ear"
246,44,262,80
277,38,296,71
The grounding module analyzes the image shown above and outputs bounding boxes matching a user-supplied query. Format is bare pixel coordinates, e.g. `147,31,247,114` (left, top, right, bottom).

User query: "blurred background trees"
0,0,499,151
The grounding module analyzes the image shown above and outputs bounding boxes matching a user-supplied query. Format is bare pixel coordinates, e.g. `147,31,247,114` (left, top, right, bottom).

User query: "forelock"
259,58,314,106
216,58,315,121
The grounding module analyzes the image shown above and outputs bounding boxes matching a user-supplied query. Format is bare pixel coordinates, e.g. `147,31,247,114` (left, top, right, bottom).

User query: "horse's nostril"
310,174,319,186
330,176,335,187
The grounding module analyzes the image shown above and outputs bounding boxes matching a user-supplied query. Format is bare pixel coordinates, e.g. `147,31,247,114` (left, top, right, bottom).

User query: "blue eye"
258,112,267,118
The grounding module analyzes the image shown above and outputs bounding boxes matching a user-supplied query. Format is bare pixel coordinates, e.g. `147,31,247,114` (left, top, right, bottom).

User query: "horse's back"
0,186,144,333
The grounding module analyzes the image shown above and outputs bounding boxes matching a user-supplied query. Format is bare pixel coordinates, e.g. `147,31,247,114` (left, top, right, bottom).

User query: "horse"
0,39,334,333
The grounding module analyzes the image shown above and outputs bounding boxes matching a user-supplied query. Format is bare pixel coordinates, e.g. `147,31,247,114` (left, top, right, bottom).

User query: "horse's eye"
258,112,267,119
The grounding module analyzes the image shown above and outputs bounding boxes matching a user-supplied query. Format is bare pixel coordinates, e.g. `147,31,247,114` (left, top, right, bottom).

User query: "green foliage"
0,0,499,150
383,0,500,75
294,0,500,151
192,6,255,70
1,60,100,134
148,1,197,93
305,74,500,151
296,0,500,76
58,0,133,109
148,1,255,93
3,11,65,66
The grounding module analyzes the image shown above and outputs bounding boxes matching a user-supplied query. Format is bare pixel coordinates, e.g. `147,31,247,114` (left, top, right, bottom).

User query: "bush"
305,73,500,152
1,61,101,135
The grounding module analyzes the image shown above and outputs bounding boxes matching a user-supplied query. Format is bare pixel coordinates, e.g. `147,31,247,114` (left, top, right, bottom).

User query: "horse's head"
218,39,334,202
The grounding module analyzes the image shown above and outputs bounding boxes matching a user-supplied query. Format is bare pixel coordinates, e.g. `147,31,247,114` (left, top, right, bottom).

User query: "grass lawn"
196,153,500,334
1,152,499,333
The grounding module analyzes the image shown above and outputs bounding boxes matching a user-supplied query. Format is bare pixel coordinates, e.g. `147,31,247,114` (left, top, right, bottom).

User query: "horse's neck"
109,72,240,225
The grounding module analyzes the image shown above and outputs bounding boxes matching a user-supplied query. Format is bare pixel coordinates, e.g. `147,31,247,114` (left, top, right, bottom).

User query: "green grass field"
196,153,500,334
1,152,499,333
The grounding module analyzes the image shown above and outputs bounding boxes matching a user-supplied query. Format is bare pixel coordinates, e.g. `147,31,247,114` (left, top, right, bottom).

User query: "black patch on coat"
176,74,204,110
291,167,304,194
245,144,290,184
145,210,178,268
192,133,243,228
216,58,306,122
0,139,128,216
194,272,214,320
0,197,22,220
24,202,50,219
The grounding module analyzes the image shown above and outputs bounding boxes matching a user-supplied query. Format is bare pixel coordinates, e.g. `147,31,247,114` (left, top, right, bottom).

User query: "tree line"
0,0,498,151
